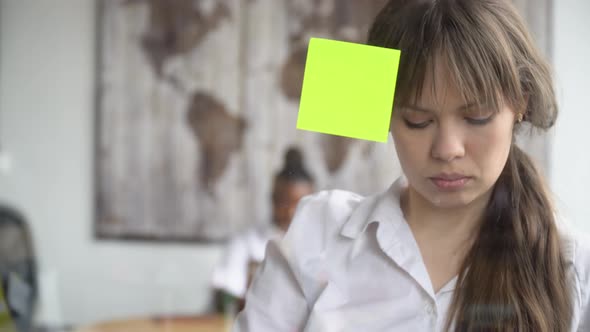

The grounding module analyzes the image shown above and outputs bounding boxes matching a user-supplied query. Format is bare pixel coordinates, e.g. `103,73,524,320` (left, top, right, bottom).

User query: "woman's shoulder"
280,189,368,256
559,228,590,330
288,189,366,231
560,228,590,302
293,189,366,226
561,229,590,275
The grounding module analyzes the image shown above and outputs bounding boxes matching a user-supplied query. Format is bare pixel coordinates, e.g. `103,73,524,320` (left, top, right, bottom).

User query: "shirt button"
425,304,436,315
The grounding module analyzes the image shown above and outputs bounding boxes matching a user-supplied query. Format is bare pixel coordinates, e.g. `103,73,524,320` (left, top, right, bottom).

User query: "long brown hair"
367,0,571,331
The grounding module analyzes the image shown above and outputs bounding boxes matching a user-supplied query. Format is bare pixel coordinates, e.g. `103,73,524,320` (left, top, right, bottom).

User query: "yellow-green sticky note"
296,38,401,142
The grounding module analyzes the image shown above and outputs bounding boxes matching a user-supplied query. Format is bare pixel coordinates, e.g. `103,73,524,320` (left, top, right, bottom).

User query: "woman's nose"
431,124,465,162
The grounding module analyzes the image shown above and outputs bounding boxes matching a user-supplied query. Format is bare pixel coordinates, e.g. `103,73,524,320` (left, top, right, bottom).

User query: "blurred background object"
211,146,315,315
0,204,36,332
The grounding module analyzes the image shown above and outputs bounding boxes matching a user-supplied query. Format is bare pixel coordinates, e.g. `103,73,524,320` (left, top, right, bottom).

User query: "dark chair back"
0,205,37,332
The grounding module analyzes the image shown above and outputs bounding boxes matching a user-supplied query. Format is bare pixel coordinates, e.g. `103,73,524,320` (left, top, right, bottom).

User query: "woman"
233,1,590,331
211,147,315,314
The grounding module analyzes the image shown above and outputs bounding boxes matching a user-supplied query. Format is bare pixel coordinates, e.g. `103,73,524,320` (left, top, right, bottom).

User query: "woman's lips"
430,176,471,190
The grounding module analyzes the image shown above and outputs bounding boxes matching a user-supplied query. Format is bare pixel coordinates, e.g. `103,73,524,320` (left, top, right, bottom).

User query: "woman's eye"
465,114,494,125
403,118,432,129
464,106,496,125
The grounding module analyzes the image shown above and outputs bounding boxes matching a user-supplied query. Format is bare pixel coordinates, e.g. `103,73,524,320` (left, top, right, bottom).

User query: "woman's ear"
513,94,529,124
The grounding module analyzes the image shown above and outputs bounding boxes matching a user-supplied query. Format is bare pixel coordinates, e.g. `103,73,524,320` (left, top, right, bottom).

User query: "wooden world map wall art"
95,0,391,242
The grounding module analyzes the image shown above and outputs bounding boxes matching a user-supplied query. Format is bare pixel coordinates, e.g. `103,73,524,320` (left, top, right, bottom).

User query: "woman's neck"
401,186,489,256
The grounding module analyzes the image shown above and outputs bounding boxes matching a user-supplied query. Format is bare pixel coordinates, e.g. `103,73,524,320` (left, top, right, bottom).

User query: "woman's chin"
425,192,475,209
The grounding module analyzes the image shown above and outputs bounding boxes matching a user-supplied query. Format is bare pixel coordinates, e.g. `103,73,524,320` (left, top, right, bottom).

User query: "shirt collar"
339,177,577,298
340,177,408,239
340,177,446,299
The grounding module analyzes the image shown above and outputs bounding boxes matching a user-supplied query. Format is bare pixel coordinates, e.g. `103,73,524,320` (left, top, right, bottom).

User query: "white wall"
0,0,223,327
551,0,590,232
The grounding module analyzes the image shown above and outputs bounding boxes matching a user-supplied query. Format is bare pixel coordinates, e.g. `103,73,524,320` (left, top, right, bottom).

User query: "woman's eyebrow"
403,105,434,113
404,102,480,113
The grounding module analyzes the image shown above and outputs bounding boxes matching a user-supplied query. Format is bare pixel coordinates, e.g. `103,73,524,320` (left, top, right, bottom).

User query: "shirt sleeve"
232,239,310,332
211,235,250,298
570,232,590,331
232,194,322,332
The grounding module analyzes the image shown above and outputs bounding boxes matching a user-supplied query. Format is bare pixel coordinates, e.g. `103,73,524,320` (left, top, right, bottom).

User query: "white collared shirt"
233,177,590,331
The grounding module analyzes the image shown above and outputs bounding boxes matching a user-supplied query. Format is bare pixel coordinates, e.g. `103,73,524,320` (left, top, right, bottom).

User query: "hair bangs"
371,0,526,114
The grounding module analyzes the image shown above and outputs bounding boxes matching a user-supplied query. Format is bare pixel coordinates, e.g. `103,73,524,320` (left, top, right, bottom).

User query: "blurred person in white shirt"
211,147,315,314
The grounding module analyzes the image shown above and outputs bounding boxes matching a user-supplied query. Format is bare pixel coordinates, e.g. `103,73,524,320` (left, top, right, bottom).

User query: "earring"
517,113,524,123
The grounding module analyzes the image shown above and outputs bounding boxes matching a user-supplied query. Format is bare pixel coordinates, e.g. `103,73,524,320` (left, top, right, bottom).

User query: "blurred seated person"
211,147,315,314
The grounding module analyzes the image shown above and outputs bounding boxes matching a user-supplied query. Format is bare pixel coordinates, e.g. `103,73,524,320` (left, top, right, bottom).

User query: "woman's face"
272,179,314,231
391,62,517,209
